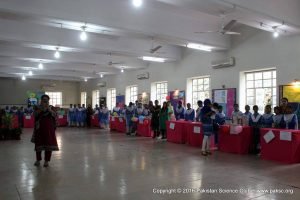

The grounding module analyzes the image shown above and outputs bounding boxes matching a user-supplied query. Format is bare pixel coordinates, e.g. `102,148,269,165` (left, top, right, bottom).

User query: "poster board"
138,93,150,105
212,88,236,119
169,90,185,109
116,95,125,108
279,85,300,122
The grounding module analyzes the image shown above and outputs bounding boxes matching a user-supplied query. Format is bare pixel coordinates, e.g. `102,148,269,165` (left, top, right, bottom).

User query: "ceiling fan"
195,19,241,35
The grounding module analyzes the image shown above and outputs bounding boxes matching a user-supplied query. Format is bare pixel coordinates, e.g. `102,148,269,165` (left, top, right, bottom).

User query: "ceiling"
0,0,299,81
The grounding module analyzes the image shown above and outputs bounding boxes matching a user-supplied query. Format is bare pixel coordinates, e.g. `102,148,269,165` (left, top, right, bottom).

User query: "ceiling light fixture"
38,62,44,69
142,56,166,63
54,47,60,59
80,26,88,41
100,74,104,78
132,0,143,8
187,43,212,52
121,68,124,73
21,75,26,81
273,30,279,38
28,71,33,76
84,78,88,82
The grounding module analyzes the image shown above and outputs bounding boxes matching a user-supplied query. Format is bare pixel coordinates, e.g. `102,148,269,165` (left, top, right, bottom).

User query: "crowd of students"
0,105,34,128
109,97,298,156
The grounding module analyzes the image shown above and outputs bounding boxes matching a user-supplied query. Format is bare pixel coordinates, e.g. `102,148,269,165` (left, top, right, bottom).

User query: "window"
151,82,168,105
189,77,210,109
126,85,138,105
81,92,87,106
45,92,62,107
245,70,277,111
107,88,116,111
92,90,100,108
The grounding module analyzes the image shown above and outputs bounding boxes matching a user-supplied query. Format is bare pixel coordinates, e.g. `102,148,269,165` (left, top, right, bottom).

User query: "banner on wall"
26,91,45,107
138,93,150,105
169,90,185,109
212,88,236,119
116,95,125,108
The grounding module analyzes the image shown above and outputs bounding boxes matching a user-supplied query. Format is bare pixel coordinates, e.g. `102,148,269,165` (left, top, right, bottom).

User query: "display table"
186,122,215,148
115,117,126,133
23,115,34,128
110,116,118,131
218,125,253,154
260,128,300,164
91,115,99,127
57,115,68,127
12,115,19,129
137,118,152,137
166,121,191,144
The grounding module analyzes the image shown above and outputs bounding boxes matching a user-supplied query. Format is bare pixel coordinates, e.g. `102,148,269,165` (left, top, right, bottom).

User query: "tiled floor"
1,128,300,200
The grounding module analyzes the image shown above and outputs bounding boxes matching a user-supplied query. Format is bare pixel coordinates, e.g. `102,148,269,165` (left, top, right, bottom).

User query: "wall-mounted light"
28,71,33,76
84,78,88,82
100,74,104,78
21,75,26,81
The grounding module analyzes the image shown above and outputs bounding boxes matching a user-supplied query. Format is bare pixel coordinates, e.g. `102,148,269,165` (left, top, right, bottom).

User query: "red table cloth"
137,118,152,137
57,115,68,127
12,115,19,129
23,115,34,128
91,115,99,127
186,122,215,148
166,121,191,144
260,128,300,164
110,117,126,133
218,125,253,154
109,116,118,131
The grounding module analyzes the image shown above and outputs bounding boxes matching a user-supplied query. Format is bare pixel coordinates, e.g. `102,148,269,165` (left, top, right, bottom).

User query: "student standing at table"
283,105,298,129
143,104,150,117
243,105,252,125
249,105,262,154
184,103,195,121
151,100,161,139
232,104,244,125
133,103,144,135
82,104,87,127
280,97,289,114
214,105,226,146
262,105,274,128
98,104,103,129
159,102,169,140
101,104,109,129
112,103,121,116
125,102,135,135
72,104,78,127
76,104,83,127
167,101,175,120
175,101,185,120
201,99,214,156
86,104,93,128
17,106,24,128
196,100,203,122
272,106,285,128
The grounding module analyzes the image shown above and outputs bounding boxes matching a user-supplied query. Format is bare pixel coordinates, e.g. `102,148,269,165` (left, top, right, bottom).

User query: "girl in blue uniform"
243,105,252,125
76,104,83,127
67,104,73,126
184,103,195,121
283,106,298,129
249,105,263,154
112,103,121,116
82,104,87,127
272,106,284,128
195,100,203,122
261,105,274,128
175,101,185,120
125,102,135,135
101,105,109,129
72,104,77,127
98,105,103,128
201,99,214,156
214,105,226,146
143,104,150,117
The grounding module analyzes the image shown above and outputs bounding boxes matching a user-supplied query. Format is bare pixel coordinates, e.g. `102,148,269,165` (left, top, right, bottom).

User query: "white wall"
0,78,79,107
80,30,300,107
